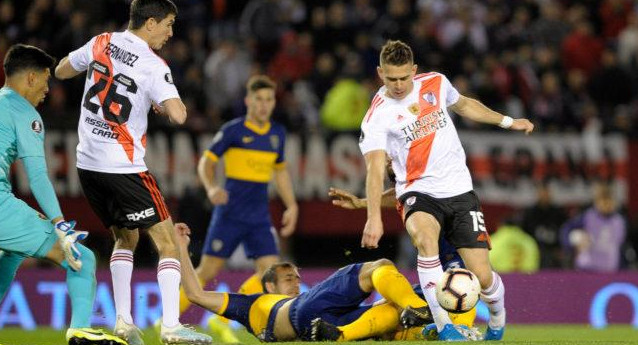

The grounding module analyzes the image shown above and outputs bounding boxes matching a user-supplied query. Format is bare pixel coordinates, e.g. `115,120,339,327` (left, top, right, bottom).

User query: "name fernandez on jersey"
103,43,139,67
69,30,180,173
401,109,447,144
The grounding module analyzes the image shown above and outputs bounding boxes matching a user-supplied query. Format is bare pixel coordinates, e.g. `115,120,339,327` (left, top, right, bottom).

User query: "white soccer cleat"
114,316,145,345
160,324,212,345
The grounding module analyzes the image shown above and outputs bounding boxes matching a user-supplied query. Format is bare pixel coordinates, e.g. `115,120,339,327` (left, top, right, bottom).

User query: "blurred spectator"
531,71,564,130
319,53,370,137
490,218,541,273
371,0,413,47
598,0,633,40
268,31,314,85
239,0,285,66
617,11,638,72
561,20,604,77
522,182,568,269
588,48,634,126
320,75,370,136
203,40,251,122
560,183,626,272
562,69,592,130
529,1,570,49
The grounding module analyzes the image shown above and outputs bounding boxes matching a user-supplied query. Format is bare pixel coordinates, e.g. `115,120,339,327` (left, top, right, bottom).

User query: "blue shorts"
289,264,372,340
202,211,278,259
440,238,465,270
0,196,57,258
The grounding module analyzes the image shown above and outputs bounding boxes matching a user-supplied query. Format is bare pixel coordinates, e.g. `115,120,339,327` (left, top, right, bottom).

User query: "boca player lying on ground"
174,223,455,342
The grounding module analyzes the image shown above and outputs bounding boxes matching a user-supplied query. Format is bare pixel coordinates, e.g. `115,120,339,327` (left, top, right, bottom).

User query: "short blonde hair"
380,40,413,67
247,75,276,93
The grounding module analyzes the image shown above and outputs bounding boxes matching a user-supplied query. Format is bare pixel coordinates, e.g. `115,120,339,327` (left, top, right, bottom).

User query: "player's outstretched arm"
449,95,534,134
174,223,227,313
54,56,83,80
330,187,398,209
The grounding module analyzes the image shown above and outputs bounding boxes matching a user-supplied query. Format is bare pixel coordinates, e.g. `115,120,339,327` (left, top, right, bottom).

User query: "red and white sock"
110,249,134,325
417,255,452,331
480,271,506,329
157,258,181,329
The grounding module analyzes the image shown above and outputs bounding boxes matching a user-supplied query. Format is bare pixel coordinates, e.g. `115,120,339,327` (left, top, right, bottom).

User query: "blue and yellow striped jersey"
205,117,286,223
220,293,291,342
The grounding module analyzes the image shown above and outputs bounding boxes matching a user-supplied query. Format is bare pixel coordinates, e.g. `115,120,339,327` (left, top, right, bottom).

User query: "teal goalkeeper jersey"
0,87,46,198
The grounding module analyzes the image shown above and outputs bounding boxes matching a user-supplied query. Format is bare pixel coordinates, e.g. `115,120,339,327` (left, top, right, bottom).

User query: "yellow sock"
179,277,205,314
338,304,398,341
371,265,427,309
449,306,477,328
237,273,263,294
393,326,426,341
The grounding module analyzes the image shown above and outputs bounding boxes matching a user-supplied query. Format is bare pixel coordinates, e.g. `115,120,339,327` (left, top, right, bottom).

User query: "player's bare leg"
406,212,466,341
148,218,212,345
458,248,506,340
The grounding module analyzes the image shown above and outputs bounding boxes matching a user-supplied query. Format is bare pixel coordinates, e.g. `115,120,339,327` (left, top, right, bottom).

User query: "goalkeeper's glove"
54,220,88,271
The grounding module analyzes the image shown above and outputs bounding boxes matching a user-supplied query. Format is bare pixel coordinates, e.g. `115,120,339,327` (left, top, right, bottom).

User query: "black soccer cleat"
311,317,343,341
400,305,433,327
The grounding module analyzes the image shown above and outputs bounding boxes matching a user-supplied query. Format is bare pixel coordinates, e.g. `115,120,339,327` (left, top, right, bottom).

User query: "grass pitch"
0,324,637,345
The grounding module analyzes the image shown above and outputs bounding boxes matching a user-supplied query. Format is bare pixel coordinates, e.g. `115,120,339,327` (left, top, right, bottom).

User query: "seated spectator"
560,183,626,272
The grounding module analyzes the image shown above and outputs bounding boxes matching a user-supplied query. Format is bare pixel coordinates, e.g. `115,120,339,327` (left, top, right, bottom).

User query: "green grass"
1,325,637,345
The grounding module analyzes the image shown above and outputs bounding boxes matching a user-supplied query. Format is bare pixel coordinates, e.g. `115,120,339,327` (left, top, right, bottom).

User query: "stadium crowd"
1,0,637,270
1,0,637,135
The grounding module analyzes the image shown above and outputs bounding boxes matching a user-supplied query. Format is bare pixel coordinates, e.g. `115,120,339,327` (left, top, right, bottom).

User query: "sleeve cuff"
274,162,287,170
204,150,219,162
218,293,230,315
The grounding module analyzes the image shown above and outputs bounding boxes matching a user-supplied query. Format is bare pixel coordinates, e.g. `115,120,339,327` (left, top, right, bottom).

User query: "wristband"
498,116,513,129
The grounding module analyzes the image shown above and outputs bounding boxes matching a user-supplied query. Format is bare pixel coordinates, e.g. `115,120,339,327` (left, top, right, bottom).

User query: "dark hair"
261,262,297,293
129,0,178,30
3,44,55,77
247,75,276,94
380,40,413,67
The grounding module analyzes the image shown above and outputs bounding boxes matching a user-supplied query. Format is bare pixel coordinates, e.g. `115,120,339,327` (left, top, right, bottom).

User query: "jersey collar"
244,119,271,135
124,30,149,48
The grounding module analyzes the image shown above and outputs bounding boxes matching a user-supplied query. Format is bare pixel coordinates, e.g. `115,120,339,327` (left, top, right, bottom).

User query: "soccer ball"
435,268,481,313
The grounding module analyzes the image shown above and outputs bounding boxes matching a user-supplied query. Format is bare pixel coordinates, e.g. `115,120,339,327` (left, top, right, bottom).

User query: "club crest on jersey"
212,239,223,252
164,73,174,84
408,103,420,115
31,120,42,133
242,136,254,144
422,92,437,106
270,135,279,150
406,196,417,206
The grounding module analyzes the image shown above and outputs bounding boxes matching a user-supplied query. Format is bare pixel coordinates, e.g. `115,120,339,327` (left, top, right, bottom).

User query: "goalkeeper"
0,44,124,345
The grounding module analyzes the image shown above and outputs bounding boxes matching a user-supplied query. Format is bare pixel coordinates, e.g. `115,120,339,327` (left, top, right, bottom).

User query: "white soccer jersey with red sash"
68,30,180,173
359,72,473,199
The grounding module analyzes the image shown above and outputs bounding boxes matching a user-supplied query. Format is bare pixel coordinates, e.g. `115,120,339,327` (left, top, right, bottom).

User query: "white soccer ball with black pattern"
435,268,481,313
